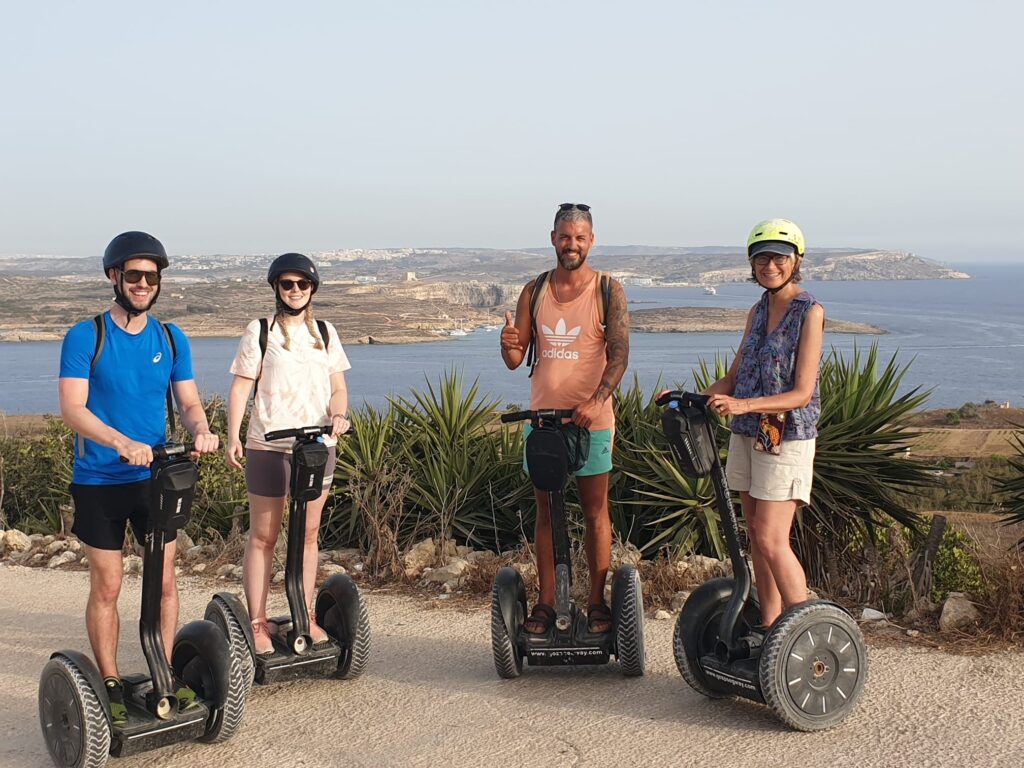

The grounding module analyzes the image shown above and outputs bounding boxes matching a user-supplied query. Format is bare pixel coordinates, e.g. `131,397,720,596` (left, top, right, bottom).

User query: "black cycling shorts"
70,480,151,551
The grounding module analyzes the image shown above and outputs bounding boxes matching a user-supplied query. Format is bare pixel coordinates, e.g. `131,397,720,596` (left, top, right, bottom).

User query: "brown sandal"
524,603,556,635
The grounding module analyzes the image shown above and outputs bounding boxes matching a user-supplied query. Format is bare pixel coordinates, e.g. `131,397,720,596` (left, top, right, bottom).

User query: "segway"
206,425,370,689
39,443,248,768
490,409,645,678
657,391,868,731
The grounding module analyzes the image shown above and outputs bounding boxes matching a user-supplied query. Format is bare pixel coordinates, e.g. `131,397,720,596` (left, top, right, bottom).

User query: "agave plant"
391,369,517,553
996,427,1024,545
324,403,402,548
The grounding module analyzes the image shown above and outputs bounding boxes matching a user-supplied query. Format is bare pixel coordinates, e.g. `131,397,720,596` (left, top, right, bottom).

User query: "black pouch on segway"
150,458,199,534
661,405,716,478
525,425,571,492
292,440,329,502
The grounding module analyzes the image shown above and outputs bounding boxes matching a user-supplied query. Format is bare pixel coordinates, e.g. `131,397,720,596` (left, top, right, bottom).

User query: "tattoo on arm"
594,281,630,402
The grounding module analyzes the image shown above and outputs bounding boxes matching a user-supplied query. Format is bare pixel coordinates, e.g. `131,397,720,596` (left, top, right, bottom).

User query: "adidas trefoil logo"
541,318,581,360
541,318,581,347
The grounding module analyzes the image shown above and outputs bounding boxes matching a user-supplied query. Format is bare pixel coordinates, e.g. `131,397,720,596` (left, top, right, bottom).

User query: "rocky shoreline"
630,307,884,335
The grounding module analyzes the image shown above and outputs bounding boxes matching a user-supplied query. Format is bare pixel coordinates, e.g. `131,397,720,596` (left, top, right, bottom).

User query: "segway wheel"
171,620,247,743
674,578,761,698
38,655,111,768
316,574,371,679
611,565,646,677
205,593,256,696
759,602,868,732
490,568,526,679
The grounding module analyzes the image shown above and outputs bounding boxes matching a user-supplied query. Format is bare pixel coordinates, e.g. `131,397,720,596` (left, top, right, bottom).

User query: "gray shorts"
726,433,816,506
245,447,337,498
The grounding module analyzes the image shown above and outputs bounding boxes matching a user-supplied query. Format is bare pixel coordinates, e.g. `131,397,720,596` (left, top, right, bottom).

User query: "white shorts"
726,433,816,506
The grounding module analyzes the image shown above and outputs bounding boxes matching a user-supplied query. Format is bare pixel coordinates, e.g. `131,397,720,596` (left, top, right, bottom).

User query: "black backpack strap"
89,314,106,374
159,322,178,437
316,319,330,352
253,317,269,398
598,272,612,327
526,270,552,378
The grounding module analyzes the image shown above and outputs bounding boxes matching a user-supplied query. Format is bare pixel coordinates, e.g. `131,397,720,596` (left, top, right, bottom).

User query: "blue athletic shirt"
59,312,194,485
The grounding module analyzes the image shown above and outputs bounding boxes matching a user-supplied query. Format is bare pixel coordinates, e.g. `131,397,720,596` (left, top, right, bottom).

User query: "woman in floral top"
705,219,825,628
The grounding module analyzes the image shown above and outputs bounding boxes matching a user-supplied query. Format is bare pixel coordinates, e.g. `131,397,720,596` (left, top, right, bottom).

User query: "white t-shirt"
230,317,352,452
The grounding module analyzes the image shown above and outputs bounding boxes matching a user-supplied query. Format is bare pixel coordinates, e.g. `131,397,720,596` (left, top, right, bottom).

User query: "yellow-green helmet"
747,218,805,259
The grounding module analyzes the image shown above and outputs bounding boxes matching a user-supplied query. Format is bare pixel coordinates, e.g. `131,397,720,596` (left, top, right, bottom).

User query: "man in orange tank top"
500,203,630,634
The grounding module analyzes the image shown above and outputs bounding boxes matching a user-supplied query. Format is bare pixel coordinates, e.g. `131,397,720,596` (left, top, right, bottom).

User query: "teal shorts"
522,425,614,477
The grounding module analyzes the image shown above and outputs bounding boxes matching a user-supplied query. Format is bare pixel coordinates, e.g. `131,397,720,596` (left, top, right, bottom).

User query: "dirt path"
3,565,1022,768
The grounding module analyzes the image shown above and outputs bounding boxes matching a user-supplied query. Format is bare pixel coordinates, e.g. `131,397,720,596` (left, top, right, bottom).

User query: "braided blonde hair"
274,305,323,351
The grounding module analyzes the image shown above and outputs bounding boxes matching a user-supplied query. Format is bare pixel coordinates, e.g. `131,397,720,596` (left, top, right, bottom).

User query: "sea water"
2,264,1021,415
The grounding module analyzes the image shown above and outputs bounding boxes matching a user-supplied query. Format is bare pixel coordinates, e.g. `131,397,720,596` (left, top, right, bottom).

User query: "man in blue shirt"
58,231,219,725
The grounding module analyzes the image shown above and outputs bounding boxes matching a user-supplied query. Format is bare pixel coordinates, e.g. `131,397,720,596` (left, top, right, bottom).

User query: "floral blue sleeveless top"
731,290,821,441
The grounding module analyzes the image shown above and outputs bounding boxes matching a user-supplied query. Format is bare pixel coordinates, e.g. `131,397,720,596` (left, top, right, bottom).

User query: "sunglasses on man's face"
121,269,161,286
558,203,591,212
278,278,312,291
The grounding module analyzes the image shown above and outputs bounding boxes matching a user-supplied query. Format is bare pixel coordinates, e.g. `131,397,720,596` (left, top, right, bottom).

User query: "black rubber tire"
759,602,868,732
205,594,256,696
673,578,761,698
611,565,646,677
171,621,247,744
490,573,526,679
317,580,371,679
38,656,111,768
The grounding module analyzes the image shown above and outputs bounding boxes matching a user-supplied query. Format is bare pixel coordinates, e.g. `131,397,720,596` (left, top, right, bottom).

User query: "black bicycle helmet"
267,252,320,293
102,231,169,275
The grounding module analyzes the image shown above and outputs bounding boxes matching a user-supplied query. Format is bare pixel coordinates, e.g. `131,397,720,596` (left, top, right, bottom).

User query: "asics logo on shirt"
152,352,163,363
541,318,581,360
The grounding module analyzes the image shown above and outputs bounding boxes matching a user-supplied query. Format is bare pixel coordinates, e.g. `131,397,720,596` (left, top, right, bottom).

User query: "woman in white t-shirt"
225,253,352,655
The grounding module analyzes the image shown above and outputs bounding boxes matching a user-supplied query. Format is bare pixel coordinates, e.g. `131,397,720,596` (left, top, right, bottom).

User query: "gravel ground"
4,565,1022,768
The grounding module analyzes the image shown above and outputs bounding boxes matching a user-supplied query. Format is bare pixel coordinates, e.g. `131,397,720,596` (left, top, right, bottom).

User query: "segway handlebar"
655,390,710,409
264,424,334,442
119,442,194,463
500,408,575,424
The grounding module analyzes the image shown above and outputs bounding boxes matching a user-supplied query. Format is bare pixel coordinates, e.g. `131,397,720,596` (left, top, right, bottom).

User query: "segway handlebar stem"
658,390,752,661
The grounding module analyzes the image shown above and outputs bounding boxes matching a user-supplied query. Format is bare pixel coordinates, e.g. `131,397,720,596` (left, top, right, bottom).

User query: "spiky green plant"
996,426,1024,546
391,369,513,553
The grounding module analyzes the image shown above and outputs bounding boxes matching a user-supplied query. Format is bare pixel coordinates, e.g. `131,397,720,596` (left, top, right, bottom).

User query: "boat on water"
448,329,468,337
703,286,717,295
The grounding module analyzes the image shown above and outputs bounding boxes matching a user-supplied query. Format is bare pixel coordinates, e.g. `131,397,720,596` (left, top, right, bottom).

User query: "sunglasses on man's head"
278,278,312,291
558,203,591,212
121,269,161,286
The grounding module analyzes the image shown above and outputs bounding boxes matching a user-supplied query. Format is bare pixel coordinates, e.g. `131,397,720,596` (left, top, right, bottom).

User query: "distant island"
0,246,963,342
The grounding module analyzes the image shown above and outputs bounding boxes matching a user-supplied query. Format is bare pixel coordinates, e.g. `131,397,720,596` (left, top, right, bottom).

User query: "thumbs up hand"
500,310,523,353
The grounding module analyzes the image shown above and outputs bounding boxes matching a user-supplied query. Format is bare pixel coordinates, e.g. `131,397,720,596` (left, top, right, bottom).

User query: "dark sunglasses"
752,253,794,267
121,269,161,286
558,202,591,212
278,278,312,291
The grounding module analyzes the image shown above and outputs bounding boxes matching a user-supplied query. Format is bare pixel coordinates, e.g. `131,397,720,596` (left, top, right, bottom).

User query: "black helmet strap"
274,294,310,316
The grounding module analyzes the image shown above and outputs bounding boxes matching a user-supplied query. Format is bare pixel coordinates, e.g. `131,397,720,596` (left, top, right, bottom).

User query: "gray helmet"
102,231,169,275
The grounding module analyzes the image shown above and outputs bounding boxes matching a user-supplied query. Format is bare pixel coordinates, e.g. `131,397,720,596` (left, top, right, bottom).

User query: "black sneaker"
104,677,128,727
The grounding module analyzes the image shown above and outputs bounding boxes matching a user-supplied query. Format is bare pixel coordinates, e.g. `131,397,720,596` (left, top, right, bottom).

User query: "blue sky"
2,1,1020,260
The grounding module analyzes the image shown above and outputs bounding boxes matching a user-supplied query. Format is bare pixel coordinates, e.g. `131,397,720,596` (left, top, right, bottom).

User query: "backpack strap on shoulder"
596,272,612,327
525,270,552,378
159,321,178,437
316,319,330,352
253,317,270,398
89,314,106,374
